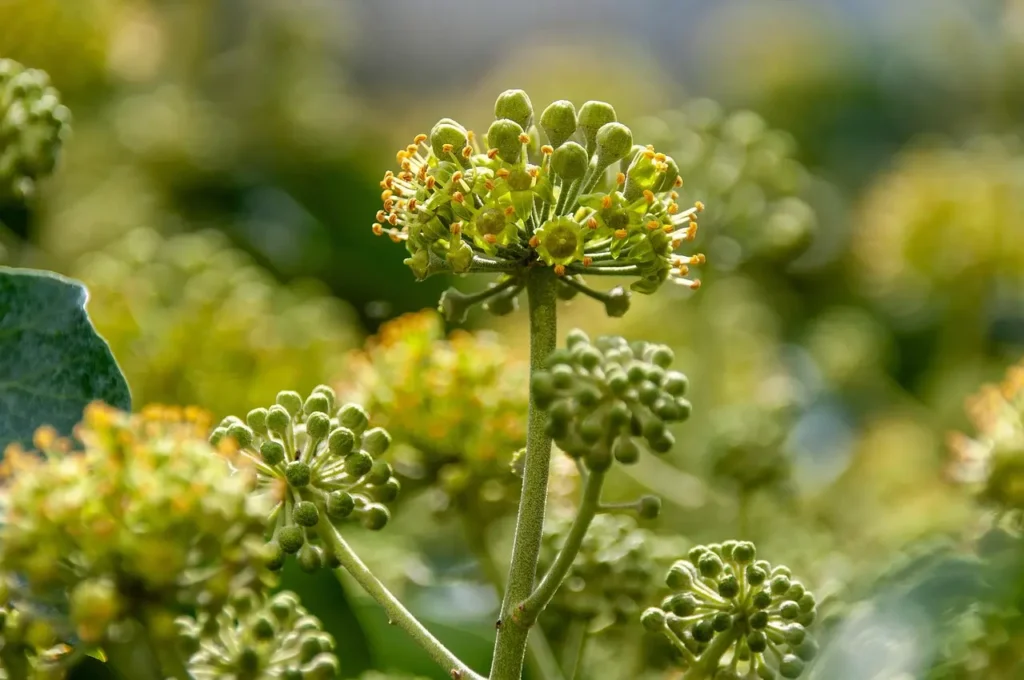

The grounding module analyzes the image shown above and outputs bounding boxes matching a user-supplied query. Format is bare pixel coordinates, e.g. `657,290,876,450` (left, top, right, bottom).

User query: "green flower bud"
748,630,768,653
339,404,369,435
713,612,733,632
306,412,330,439
779,655,804,679
494,89,533,129
277,390,304,416
604,286,631,318
286,461,312,487
692,618,714,643
733,541,756,564
666,561,695,589
298,543,322,573
227,423,255,449
266,541,286,570
362,504,390,531
430,121,468,160
749,610,769,629
261,440,285,466
718,574,740,598
578,101,617,154
304,394,330,416
247,408,270,435
540,99,577,148
746,565,768,587
637,494,662,519
278,526,305,554
327,428,355,457
640,607,666,632
699,553,724,578
551,141,589,181
372,478,401,503
362,427,392,456
345,451,373,478
595,122,633,168
293,501,320,528
484,287,520,316
312,385,336,412
779,601,800,620
267,405,291,434
613,436,641,464
488,118,525,164
585,447,613,472
366,460,393,486
326,491,355,520
771,575,792,596
566,329,590,347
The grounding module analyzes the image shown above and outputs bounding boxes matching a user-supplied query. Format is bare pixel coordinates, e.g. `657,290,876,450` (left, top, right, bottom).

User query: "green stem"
564,622,589,680
318,520,483,680
681,628,741,680
489,266,558,680
566,264,641,277
517,471,605,624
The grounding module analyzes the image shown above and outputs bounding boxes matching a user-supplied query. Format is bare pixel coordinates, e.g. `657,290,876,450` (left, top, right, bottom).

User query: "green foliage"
0,268,129,451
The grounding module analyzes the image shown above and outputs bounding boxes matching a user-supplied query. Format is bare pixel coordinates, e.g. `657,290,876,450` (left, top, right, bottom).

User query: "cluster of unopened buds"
641,541,818,679
178,589,338,679
372,89,706,319
213,386,400,573
0,57,70,200
531,330,691,472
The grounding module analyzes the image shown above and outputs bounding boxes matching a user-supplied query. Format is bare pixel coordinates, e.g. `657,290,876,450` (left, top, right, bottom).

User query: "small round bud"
746,565,768,587
783,624,806,645
612,436,641,464
749,610,769,630
210,427,227,445
692,619,714,643
372,478,401,503
798,592,816,613
662,371,688,396
267,405,291,434
712,612,732,632
779,655,804,679
779,601,800,620
367,460,393,486
787,582,806,601
362,504,390,531
246,408,269,435
345,451,373,478
253,615,276,641
298,544,322,573
550,142,589,181
566,329,590,347
362,427,392,456
733,541,756,564
666,561,695,589
595,122,633,168
278,526,305,554
640,607,666,632
304,654,340,680
637,495,662,519
261,441,285,466
285,461,312,487
748,630,768,653
650,345,675,369
718,575,740,599
649,431,675,454
494,89,533,129
306,412,330,439
771,575,792,596
327,428,355,457
585,447,612,472
304,394,330,416
539,99,577,148
312,385,336,412
604,286,631,318
578,100,617,153
276,391,303,416
339,403,369,435
488,118,525,164
266,541,286,570
326,492,355,520
699,553,724,578
532,372,558,406
795,637,818,661
293,501,320,528
227,423,254,449
430,121,468,160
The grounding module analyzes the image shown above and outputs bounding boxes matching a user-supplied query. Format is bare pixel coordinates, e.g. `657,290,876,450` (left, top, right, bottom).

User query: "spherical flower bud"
540,99,577,148
247,408,269,435
267,405,291,434
326,491,355,520
361,504,390,531
298,544,323,573
577,100,617,154
362,427,392,456
286,461,312,488
304,393,330,416
293,501,320,528
494,89,533,130
595,122,633,169
277,390,303,416
328,427,355,457
637,495,662,520
550,142,588,181
641,607,665,632
278,526,306,554
366,460,393,486
345,451,373,478
488,118,525,164
641,541,818,679
604,286,631,318
430,120,468,160
227,422,254,449
339,403,369,435
305,412,330,439
261,440,285,466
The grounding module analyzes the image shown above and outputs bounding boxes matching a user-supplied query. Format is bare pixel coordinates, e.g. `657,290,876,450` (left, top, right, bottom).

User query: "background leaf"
0,267,130,451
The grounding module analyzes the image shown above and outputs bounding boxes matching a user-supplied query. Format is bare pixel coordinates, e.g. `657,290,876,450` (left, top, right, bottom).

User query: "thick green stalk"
681,628,741,680
489,266,558,680
318,519,483,680
517,471,605,623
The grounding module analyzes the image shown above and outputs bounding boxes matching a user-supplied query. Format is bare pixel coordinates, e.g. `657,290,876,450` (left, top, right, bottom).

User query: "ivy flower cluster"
947,359,1024,515
539,514,685,639
641,542,818,679
531,330,692,473
372,89,706,318
212,386,400,573
0,57,70,200
339,310,527,520
0,404,272,649
177,589,339,680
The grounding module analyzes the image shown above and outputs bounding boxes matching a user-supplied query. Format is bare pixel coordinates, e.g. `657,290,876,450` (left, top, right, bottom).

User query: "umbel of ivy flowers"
0,57,70,200
338,309,527,520
0,404,272,651
641,542,819,679
947,359,1024,516
372,89,706,320
212,386,400,573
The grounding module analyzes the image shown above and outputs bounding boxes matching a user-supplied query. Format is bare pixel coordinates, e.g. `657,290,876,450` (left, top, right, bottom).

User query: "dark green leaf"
0,267,130,451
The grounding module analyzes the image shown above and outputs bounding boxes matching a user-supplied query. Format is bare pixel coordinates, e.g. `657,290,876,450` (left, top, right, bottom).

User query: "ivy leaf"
0,267,130,451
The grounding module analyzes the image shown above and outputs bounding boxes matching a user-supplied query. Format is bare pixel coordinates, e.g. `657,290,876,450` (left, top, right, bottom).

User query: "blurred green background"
4,1,1024,678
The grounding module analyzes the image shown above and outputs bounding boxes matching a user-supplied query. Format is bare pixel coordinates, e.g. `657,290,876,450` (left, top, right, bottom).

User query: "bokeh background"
4,1,1024,678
